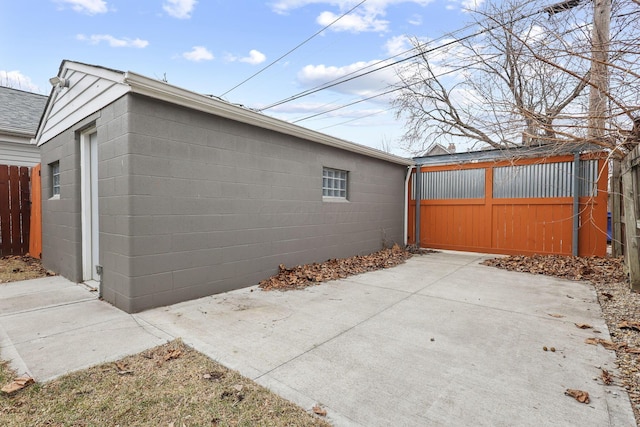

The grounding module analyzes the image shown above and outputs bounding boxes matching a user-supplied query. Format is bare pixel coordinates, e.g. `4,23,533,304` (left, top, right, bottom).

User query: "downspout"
415,165,422,248
404,165,412,246
572,152,580,256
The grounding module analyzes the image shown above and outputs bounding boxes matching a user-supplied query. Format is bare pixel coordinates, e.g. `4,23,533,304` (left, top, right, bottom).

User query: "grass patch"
0,340,330,426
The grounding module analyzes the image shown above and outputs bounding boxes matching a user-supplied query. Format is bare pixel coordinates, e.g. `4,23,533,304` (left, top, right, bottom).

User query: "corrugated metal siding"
579,159,598,197
493,160,598,198
412,169,485,200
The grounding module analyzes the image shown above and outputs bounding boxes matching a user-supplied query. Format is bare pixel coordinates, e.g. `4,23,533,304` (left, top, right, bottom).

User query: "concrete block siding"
41,93,406,312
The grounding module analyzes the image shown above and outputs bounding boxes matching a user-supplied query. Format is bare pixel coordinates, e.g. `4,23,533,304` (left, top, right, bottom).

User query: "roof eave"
123,71,413,166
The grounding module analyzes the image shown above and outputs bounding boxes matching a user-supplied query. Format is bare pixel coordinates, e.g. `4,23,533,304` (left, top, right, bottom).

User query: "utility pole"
586,0,618,256
588,0,611,141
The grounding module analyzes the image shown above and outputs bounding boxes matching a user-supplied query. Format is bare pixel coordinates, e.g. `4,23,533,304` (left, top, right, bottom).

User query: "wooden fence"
622,146,640,290
0,165,31,256
408,152,609,257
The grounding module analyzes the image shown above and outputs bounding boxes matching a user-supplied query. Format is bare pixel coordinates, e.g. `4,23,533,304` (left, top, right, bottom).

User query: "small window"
51,161,60,198
323,167,348,199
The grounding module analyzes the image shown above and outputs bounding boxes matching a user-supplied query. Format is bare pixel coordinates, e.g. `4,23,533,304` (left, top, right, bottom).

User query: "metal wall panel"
412,169,485,200
493,160,598,198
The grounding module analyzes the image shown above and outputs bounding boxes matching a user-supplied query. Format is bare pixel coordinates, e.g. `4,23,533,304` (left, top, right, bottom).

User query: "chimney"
447,143,456,153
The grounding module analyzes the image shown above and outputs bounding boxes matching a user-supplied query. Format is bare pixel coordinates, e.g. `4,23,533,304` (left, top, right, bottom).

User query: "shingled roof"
0,86,48,136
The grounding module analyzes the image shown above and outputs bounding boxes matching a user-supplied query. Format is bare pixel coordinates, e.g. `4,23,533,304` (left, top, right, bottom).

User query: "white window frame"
50,161,60,199
323,167,348,200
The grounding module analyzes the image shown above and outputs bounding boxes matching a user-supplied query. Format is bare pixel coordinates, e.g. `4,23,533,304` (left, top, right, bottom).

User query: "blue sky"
0,0,482,155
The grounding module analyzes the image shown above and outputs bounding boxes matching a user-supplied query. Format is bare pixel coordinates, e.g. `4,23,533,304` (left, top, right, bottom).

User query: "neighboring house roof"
421,142,456,157
37,60,413,166
0,86,48,137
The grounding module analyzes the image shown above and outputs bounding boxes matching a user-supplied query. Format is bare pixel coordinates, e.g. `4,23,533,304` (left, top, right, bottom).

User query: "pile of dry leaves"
259,244,413,291
482,255,627,284
485,253,640,424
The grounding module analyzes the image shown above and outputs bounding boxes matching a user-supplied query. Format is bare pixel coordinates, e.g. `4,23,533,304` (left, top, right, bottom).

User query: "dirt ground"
0,255,53,284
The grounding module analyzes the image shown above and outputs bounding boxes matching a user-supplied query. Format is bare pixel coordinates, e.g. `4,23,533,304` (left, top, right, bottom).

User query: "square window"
322,167,348,199
51,161,60,197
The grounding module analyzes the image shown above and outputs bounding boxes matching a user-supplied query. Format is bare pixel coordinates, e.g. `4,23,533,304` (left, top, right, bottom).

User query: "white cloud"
384,35,412,56
297,60,400,97
240,50,267,65
163,0,197,19
408,14,422,25
183,46,214,62
0,70,40,92
77,34,149,48
316,10,388,32
225,50,267,65
55,0,108,14
270,0,435,33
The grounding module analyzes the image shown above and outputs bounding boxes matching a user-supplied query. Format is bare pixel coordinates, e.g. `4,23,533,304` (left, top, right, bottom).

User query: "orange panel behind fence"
29,163,42,259
408,153,608,257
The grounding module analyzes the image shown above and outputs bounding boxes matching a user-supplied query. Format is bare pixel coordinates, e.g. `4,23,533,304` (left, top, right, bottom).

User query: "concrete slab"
0,276,95,316
0,252,635,426
0,277,171,381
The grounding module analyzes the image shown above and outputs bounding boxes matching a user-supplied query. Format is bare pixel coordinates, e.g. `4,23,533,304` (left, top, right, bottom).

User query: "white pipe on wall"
403,165,413,246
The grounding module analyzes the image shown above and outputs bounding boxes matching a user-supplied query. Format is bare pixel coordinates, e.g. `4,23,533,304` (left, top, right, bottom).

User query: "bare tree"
393,0,640,157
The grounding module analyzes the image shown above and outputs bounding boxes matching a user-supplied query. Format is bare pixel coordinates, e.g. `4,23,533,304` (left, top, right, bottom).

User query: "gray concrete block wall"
41,92,407,313
102,94,406,312
40,128,82,282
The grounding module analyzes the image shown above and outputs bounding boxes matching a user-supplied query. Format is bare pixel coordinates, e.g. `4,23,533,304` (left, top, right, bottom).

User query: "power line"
291,53,502,123
258,0,580,113
273,0,620,126
219,0,369,98
256,21,481,111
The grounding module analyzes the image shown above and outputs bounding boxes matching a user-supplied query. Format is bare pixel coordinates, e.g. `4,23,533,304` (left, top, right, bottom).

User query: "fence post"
572,153,580,256
622,152,640,291
415,165,421,247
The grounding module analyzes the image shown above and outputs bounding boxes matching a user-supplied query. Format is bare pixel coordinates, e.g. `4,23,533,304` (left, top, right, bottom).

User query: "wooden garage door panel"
409,154,608,257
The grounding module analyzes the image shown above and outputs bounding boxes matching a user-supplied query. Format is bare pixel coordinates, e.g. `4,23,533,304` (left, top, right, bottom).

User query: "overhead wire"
291,53,502,123
282,0,623,125
219,0,370,98
257,0,564,112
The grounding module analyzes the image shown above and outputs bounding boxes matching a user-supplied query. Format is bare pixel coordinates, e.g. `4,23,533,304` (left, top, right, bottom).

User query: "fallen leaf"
599,339,626,351
259,245,414,291
618,320,640,332
1,377,35,394
313,405,327,417
565,389,590,404
584,337,626,351
164,349,182,361
602,292,614,300
203,372,224,381
575,323,593,329
115,361,128,371
626,348,640,354
482,255,626,285
233,384,244,392
548,313,565,318
602,369,613,385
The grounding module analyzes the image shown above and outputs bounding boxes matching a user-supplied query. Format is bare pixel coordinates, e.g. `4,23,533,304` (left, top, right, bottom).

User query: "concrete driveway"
0,251,635,426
